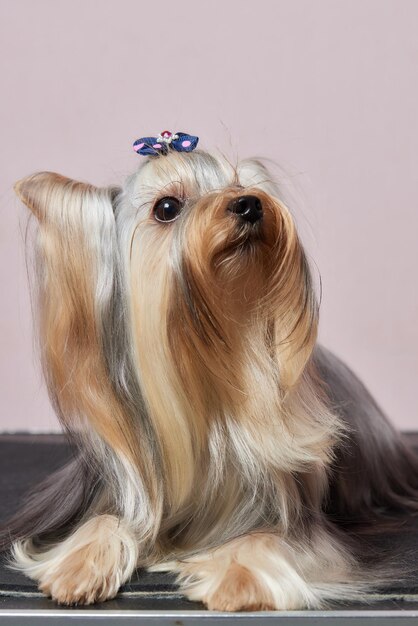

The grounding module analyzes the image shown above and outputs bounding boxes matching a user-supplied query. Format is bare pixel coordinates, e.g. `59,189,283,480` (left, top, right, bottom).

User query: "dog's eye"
153,197,183,223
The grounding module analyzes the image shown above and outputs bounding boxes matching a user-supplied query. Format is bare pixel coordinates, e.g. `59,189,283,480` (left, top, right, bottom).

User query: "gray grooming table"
1,434,418,624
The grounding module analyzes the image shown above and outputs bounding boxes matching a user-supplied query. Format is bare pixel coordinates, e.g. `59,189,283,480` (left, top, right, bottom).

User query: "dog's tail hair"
0,454,102,553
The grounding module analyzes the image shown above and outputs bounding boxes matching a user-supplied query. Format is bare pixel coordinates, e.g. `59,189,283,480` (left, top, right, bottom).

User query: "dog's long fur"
2,150,418,610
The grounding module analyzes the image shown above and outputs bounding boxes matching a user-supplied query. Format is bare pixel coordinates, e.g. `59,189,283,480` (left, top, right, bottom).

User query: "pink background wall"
0,0,417,432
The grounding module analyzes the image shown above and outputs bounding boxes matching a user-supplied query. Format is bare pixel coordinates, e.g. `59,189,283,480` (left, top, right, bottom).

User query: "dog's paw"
38,547,121,605
171,558,275,612
203,562,275,611
12,515,138,606
39,516,138,605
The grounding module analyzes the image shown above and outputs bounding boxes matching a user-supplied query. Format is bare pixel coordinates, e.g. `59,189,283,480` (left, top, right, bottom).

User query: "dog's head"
120,150,318,396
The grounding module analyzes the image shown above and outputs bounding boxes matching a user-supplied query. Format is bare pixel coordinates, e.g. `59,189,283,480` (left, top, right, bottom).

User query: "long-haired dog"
2,132,418,611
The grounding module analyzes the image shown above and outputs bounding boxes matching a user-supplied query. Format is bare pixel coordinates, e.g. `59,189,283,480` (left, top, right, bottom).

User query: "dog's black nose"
227,195,263,224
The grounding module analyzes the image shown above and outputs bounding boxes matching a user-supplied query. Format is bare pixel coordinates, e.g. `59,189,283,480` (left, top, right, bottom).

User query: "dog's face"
119,151,318,403
126,152,283,306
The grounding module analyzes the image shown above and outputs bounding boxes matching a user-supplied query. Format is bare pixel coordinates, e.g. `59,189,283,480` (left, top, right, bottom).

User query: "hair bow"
133,131,199,156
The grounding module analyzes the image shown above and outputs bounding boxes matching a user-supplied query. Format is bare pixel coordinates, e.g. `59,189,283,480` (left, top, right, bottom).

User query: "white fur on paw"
38,548,121,605
12,515,138,605
203,562,275,611
167,557,276,611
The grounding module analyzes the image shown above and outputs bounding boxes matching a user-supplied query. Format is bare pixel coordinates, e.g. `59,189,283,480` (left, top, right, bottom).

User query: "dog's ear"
14,172,142,464
237,159,278,196
14,172,119,221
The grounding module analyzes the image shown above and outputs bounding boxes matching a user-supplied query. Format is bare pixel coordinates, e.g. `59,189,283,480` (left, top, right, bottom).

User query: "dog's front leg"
154,530,356,611
11,515,139,605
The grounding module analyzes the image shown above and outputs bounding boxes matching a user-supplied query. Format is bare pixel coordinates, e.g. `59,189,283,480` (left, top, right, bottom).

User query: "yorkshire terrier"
2,130,418,611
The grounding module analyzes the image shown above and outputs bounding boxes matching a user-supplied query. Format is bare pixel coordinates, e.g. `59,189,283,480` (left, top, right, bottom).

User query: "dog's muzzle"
227,195,263,225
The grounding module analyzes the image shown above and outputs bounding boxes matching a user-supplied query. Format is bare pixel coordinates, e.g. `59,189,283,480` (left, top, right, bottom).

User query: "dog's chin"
237,219,264,240
211,221,272,297
229,216,275,255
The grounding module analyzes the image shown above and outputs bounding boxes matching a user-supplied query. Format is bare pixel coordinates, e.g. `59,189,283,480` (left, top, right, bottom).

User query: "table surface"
1,433,418,624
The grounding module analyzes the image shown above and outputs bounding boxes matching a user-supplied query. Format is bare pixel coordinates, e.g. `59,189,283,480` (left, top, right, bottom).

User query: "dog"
2,131,418,611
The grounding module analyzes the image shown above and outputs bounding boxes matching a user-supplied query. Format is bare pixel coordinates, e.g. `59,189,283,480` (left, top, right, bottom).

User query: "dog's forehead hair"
132,150,237,198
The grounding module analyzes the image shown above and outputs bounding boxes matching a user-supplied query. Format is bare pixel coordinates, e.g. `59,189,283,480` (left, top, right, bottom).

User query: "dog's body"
2,148,418,610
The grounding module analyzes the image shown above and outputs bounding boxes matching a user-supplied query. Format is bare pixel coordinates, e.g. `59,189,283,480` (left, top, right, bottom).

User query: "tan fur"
15,173,162,521
207,562,275,612
15,174,138,463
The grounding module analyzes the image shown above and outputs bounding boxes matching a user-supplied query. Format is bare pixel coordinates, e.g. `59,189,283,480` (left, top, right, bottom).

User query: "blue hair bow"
133,131,199,156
